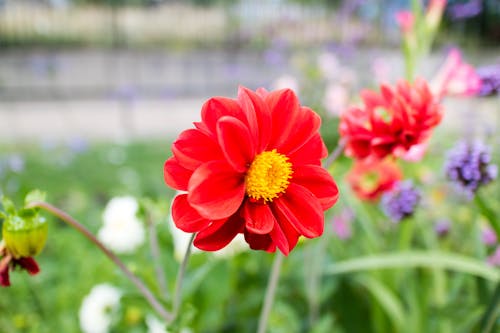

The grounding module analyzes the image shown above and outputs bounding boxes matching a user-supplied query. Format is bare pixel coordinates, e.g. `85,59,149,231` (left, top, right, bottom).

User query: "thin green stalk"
28,201,174,323
480,281,500,333
146,211,169,300
257,252,283,333
172,233,195,318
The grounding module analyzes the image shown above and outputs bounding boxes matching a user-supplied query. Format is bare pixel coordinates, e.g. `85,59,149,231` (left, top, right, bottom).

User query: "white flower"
79,284,121,333
98,196,145,254
146,315,168,333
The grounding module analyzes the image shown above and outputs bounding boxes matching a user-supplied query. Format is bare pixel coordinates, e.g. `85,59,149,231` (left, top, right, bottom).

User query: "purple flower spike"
381,180,421,223
435,219,451,237
476,64,500,97
444,140,497,200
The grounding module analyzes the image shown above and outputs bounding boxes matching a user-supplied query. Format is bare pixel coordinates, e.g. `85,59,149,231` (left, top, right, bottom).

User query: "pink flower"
399,141,429,162
430,49,482,99
395,10,415,35
331,209,353,240
482,227,497,246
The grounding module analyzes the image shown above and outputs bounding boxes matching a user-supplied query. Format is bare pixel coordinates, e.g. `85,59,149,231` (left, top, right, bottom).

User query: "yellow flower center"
245,149,293,202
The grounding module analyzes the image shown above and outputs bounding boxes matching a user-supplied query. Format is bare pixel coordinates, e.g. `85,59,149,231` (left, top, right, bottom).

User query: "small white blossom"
79,284,121,333
146,315,168,333
98,196,145,254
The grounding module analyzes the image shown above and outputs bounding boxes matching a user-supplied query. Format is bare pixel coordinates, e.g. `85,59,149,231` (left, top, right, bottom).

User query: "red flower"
0,251,40,287
340,79,442,160
347,159,402,201
164,86,339,255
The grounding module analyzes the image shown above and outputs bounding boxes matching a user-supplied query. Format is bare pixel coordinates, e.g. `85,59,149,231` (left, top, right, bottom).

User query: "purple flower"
381,180,421,222
476,64,500,97
444,140,497,199
435,219,451,237
448,0,482,20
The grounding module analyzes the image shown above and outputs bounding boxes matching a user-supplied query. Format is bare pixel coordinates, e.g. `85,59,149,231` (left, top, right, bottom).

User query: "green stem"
323,139,346,170
172,233,195,318
257,252,283,333
28,201,174,323
480,281,500,333
146,211,169,299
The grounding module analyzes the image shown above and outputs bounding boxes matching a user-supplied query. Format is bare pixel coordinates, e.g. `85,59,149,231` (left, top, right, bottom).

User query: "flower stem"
172,233,195,317
146,211,169,299
324,139,346,169
257,252,283,333
28,201,174,323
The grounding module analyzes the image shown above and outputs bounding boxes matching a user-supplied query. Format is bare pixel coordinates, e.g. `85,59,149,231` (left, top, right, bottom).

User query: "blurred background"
1,0,500,332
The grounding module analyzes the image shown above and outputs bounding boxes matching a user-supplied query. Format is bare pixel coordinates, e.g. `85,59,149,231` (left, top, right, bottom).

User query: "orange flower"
347,159,402,201
164,86,339,255
340,79,442,160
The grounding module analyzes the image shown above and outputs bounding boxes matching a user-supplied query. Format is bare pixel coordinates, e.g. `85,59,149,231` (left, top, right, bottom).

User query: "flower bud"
2,213,48,259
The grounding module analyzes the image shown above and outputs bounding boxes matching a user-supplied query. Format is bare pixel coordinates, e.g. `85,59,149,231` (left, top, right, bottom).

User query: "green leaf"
475,194,500,240
480,281,500,333
24,190,46,206
1,196,16,215
324,251,500,281
355,276,405,331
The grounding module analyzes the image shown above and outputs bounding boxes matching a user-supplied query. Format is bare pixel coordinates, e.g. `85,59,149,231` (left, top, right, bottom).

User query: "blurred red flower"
340,79,442,160
347,159,402,201
0,255,40,287
164,86,339,255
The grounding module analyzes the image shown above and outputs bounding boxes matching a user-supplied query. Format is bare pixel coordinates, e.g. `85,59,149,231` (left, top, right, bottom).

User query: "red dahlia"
164,86,339,255
340,79,443,160
347,158,402,201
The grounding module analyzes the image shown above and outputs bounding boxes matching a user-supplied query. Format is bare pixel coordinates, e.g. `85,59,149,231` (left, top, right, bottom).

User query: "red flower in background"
340,79,442,160
164,86,339,255
347,159,402,201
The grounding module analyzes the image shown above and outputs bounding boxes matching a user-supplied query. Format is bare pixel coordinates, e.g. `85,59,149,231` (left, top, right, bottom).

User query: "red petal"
288,133,327,166
266,89,301,149
0,265,10,287
277,106,321,155
268,219,290,255
164,157,192,191
270,203,300,253
242,201,275,234
171,194,210,232
274,183,324,238
194,215,244,251
216,116,255,172
201,97,246,136
188,161,245,220
237,86,272,152
17,257,40,275
292,165,339,210
172,129,223,170
244,231,275,252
